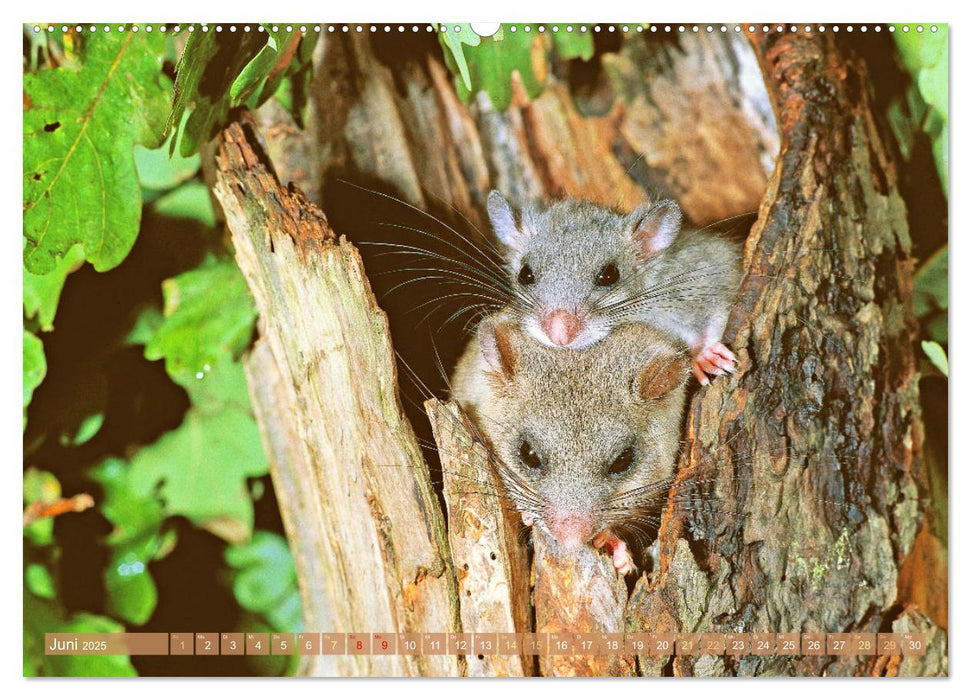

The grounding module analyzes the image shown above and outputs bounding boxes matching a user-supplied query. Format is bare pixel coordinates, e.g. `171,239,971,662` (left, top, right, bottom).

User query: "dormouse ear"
630,199,682,256
487,190,524,250
478,316,520,382
635,351,691,403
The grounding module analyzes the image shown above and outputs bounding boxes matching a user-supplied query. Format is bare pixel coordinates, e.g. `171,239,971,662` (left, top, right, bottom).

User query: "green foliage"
144,258,258,392
892,26,948,193
914,246,947,321
25,594,137,677
135,134,201,193
151,181,217,228
439,24,595,110
914,246,948,375
128,257,265,542
24,469,137,677
22,25,309,677
551,29,596,61
90,458,173,625
167,25,318,157
128,397,268,543
922,341,948,377
23,28,171,274
23,331,46,428
24,244,84,332
226,531,303,676
23,467,60,546
889,28,948,380
225,531,303,631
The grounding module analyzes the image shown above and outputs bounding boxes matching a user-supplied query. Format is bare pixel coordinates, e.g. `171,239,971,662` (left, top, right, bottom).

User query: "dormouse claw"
593,531,636,576
693,341,737,384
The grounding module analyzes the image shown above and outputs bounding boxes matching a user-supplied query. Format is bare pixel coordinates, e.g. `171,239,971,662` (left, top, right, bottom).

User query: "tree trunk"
627,30,946,677
213,119,461,677
213,28,944,677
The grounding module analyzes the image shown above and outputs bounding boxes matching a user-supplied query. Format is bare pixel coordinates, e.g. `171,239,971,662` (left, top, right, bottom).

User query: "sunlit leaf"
127,405,267,543
24,29,170,274
23,330,47,427
23,243,84,332
914,246,947,318
921,340,948,377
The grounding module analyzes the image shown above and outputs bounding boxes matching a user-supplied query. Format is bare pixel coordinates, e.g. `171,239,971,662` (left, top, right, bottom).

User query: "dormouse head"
474,316,691,551
487,190,683,350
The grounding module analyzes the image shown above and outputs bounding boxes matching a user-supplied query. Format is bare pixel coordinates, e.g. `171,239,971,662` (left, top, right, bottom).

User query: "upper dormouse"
488,191,683,350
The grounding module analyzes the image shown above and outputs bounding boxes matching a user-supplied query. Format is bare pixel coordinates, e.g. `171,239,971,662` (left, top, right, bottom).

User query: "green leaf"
24,593,136,677
134,127,201,192
23,468,60,547
23,330,47,425
551,28,595,61
439,24,480,91
167,26,317,157
225,530,304,635
441,25,544,110
25,563,56,599
60,412,105,447
151,181,216,228
932,127,948,193
922,340,948,377
230,26,294,104
104,549,158,625
914,246,947,318
893,26,948,196
127,405,268,543
143,258,257,387
126,305,164,346
225,531,297,614
23,243,84,331
90,458,166,625
24,29,170,274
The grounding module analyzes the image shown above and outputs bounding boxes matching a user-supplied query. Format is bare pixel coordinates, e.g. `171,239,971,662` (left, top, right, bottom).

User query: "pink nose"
548,513,593,548
541,310,581,346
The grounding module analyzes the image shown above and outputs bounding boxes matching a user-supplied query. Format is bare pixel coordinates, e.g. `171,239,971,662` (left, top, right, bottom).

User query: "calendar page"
22,20,948,678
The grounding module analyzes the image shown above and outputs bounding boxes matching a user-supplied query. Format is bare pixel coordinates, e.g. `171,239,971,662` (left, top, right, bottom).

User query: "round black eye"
519,441,542,470
596,263,619,286
518,263,535,285
607,447,634,475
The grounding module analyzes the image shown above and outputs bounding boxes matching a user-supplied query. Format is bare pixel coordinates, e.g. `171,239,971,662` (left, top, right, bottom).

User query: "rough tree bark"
627,30,946,677
213,119,461,677
219,28,944,677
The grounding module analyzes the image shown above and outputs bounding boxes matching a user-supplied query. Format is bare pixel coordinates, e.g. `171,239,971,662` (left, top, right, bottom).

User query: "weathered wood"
213,118,461,677
532,532,635,677
243,338,336,677
426,399,531,677
307,32,777,223
604,31,779,225
626,29,946,677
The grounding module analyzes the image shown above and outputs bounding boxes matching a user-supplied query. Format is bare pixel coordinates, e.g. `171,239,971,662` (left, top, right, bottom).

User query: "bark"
426,399,532,677
626,30,946,677
213,118,461,677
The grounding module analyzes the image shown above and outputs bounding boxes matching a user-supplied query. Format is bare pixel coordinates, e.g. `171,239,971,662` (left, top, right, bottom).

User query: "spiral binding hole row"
31,24,941,36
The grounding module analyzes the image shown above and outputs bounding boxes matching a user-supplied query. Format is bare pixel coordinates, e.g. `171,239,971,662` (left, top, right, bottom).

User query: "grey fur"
486,192,743,354
451,315,691,552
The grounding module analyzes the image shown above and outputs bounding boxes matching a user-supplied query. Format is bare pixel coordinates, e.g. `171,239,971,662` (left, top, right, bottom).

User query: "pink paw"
692,341,737,386
593,531,636,576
